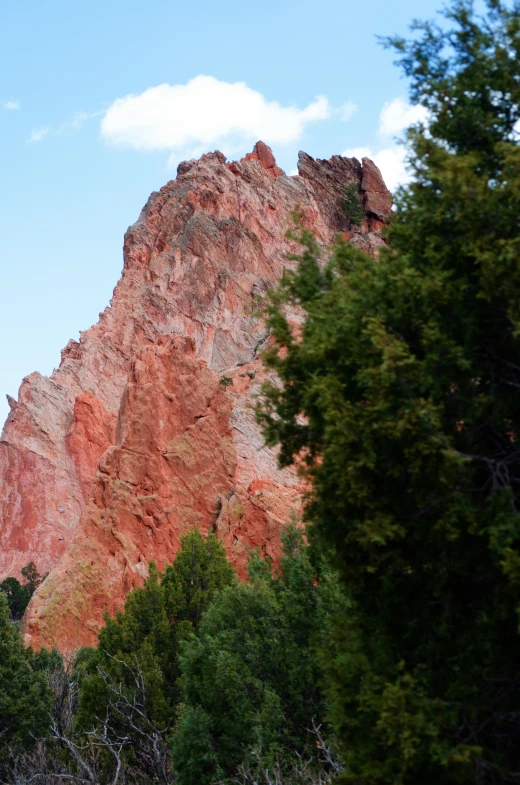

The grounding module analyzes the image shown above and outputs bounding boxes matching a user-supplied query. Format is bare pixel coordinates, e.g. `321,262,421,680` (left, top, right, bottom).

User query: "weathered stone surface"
0,142,391,652
242,140,284,177
296,150,391,242
66,392,117,499
361,156,393,225
0,373,83,579
24,336,302,651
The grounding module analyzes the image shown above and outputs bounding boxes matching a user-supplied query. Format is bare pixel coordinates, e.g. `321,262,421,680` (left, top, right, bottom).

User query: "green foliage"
342,182,364,227
257,2,520,782
21,561,45,595
219,376,234,387
171,527,329,785
0,561,45,621
33,645,63,674
76,530,236,734
0,577,30,621
0,594,52,765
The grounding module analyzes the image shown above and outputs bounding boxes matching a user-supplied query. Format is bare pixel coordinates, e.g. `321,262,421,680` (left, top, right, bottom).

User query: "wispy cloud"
3,100,20,111
337,100,358,122
25,110,102,144
57,110,104,134
27,126,49,143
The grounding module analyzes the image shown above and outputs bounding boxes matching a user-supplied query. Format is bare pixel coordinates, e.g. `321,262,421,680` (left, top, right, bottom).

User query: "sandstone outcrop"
0,143,391,652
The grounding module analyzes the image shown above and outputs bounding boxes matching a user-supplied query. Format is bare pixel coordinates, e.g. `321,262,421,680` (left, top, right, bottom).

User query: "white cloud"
4,100,20,111
378,98,428,138
100,75,332,153
338,100,358,122
343,146,372,161
343,145,408,193
343,98,427,192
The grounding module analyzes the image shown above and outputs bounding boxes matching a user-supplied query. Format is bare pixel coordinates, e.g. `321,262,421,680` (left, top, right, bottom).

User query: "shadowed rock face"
0,143,391,652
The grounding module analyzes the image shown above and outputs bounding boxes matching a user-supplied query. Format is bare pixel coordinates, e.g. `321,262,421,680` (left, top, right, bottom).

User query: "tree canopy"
0,562,45,621
0,594,52,766
171,527,331,785
75,529,237,771
257,1,520,781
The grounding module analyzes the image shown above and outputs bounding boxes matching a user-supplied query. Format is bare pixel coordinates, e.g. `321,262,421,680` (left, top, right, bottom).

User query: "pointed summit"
242,141,284,176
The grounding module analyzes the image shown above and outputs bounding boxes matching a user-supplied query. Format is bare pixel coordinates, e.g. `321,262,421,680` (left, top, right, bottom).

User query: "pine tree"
257,2,520,781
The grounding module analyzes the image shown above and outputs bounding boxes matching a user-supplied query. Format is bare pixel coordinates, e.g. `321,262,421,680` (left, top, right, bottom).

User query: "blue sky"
0,0,444,427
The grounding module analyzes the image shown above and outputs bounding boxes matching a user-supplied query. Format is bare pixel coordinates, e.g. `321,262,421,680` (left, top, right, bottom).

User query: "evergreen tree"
172,528,328,785
20,561,44,595
0,577,30,620
342,183,364,228
76,530,236,734
0,562,44,621
0,594,52,765
257,2,520,781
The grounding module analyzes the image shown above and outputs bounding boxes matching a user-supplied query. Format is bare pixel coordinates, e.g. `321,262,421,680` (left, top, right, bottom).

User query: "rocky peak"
297,150,392,232
0,142,391,653
238,140,285,177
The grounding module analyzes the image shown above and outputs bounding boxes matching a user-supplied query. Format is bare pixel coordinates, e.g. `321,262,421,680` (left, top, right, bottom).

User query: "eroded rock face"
0,143,391,652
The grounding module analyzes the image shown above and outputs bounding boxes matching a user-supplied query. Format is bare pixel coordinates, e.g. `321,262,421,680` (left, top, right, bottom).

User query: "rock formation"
0,142,391,652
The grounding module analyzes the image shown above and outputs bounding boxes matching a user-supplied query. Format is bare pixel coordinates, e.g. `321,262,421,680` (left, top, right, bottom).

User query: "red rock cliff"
0,143,391,652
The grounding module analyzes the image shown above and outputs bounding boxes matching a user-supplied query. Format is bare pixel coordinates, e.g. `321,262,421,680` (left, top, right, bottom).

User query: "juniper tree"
171,528,330,785
20,561,44,595
257,2,520,782
0,577,30,620
75,529,236,778
0,594,52,766
0,562,44,621
342,183,364,228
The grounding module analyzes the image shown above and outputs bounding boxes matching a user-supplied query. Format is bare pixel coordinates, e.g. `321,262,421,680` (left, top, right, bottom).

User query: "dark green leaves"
257,3,520,781
343,183,365,227
76,530,236,742
0,562,45,621
171,528,329,785
0,594,52,765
